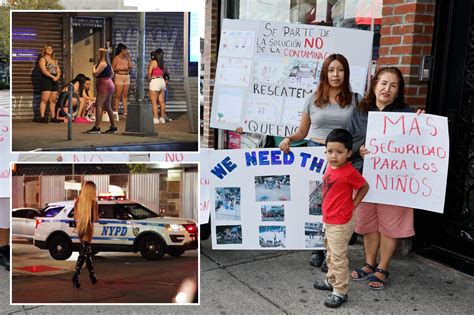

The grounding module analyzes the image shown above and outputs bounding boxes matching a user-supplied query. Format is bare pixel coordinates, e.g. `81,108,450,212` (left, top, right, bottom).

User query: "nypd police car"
34,200,198,260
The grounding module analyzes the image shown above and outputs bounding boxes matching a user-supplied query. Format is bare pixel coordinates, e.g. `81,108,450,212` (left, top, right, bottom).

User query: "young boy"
313,128,369,308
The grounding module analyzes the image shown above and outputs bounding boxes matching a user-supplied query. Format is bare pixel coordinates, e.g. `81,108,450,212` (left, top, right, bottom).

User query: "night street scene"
11,163,198,304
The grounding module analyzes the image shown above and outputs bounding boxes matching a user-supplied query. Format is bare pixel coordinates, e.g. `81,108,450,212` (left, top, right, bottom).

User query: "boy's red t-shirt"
322,162,366,224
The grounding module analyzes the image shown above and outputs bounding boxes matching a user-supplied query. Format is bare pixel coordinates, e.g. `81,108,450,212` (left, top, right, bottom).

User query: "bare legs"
149,90,159,119
351,232,398,287
114,83,129,115
158,89,166,119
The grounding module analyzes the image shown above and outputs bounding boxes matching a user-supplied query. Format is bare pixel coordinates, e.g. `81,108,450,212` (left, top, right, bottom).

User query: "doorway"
71,16,107,95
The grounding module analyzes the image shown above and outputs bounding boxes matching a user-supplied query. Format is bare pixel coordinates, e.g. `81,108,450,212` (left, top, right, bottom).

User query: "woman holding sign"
347,67,422,290
279,53,361,269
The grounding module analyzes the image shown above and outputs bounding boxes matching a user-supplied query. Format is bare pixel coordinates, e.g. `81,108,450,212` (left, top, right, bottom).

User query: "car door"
12,210,27,237
94,203,133,246
24,210,39,238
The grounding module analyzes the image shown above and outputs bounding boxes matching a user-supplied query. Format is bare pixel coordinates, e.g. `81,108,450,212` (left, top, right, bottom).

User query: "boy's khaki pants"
324,214,356,296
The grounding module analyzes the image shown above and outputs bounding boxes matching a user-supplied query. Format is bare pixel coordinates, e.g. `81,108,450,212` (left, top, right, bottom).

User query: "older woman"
347,67,422,290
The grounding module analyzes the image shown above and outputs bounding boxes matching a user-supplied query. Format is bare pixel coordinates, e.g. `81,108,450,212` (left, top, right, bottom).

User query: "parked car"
12,208,42,240
34,200,198,260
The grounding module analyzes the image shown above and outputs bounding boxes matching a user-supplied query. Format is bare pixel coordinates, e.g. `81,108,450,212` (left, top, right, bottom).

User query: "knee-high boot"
72,241,87,288
84,243,97,284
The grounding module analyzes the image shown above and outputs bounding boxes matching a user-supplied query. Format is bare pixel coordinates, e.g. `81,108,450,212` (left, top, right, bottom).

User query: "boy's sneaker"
153,117,160,124
324,293,348,308
314,279,333,291
86,126,101,134
159,117,165,124
104,126,117,134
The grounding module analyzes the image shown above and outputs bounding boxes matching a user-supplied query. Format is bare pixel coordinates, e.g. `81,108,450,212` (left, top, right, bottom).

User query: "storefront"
203,0,473,275
11,11,192,121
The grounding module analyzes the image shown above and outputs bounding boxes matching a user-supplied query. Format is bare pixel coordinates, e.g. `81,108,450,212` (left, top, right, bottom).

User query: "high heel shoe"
72,273,81,288
89,272,97,285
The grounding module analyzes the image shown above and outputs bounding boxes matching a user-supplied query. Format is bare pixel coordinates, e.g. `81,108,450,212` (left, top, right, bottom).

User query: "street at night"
12,239,198,303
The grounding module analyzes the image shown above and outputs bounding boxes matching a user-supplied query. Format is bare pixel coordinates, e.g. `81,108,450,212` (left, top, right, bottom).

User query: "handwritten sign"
210,19,373,137
200,149,211,224
208,147,327,249
0,108,19,198
362,112,449,213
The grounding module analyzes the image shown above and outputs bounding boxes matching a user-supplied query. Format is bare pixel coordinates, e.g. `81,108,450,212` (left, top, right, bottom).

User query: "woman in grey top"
279,54,360,152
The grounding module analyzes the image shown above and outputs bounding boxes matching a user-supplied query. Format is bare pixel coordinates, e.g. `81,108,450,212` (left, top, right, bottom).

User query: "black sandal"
350,263,377,281
368,268,389,290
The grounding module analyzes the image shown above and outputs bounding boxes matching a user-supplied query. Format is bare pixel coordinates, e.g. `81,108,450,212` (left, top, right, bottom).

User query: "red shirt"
322,162,366,224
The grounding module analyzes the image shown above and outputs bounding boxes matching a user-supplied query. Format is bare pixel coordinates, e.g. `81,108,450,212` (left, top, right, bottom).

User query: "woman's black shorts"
40,75,59,92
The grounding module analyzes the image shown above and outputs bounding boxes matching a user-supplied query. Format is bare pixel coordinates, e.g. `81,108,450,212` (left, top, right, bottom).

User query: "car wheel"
167,248,185,257
48,235,73,260
139,235,166,260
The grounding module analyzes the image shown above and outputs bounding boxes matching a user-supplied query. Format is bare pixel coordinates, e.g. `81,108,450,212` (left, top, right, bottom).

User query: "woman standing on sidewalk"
348,67,421,290
147,48,171,124
279,54,361,268
112,43,132,117
38,44,61,123
72,181,99,288
87,48,116,134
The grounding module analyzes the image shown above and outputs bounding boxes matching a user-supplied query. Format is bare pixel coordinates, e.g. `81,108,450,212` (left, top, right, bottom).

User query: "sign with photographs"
362,112,449,213
208,147,327,249
210,18,373,137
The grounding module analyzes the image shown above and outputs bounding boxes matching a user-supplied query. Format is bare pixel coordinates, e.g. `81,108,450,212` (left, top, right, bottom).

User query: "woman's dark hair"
325,128,353,150
151,48,165,70
315,54,352,108
358,67,407,113
115,43,128,56
71,73,87,96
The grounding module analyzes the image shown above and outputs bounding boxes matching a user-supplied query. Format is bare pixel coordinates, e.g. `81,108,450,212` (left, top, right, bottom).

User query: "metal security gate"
415,0,474,275
112,12,186,112
11,12,65,121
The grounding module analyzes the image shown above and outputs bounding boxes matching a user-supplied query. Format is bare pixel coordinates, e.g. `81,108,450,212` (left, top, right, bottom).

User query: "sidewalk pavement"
2,238,473,313
12,112,197,151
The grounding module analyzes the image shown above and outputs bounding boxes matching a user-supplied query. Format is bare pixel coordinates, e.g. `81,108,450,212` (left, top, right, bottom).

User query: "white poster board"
362,112,449,213
210,19,373,137
208,147,327,249
0,108,18,198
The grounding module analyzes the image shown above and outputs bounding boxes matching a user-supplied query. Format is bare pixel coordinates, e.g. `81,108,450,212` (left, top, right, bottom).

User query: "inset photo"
11,11,200,152
255,175,291,202
260,204,285,222
305,222,324,248
215,187,241,221
11,163,198,304
259,225,286,248
216,225,242,245
309,180,323,216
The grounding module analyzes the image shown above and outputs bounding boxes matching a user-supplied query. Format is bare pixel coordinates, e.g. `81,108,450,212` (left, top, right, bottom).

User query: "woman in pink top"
147,48,170,124
112,43,132,117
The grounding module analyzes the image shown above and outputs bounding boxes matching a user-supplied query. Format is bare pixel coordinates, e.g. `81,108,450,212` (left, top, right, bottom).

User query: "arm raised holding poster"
347,66,449,290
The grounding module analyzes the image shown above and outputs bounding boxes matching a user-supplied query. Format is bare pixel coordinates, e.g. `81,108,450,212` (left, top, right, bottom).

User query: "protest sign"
362,112,449,213
200,149,211,225
0,108,19,198
210,19,373,137
208,147,327,249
